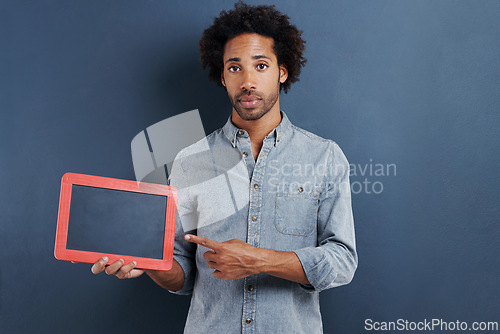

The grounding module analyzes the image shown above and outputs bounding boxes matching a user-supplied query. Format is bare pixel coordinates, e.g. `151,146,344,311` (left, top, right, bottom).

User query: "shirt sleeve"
293,142,358,292
167,150,197,295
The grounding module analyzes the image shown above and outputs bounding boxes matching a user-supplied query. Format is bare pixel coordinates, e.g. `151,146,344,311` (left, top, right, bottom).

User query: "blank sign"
55,173,177,270
67,185,167,259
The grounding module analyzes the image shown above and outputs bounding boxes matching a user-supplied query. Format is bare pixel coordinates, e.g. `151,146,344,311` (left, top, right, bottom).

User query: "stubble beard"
229,80,280,121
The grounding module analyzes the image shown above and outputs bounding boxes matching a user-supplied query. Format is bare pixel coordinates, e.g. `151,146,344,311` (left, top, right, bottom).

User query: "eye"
228,66,240,72
257,63,268,70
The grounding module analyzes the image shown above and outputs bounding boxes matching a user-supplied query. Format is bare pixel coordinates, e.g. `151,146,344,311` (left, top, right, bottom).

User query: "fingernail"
102,256,108,262
185,235,191,240
132,261,137,266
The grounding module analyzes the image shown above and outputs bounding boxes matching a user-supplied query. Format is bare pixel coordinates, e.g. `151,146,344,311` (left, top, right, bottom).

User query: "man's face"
221,33,288,121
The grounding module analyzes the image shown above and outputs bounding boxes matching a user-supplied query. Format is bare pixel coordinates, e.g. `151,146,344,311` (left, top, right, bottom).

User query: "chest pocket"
274,185,320,236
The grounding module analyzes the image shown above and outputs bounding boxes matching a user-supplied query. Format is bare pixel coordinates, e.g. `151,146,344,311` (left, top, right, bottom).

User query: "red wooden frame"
55,172,177,271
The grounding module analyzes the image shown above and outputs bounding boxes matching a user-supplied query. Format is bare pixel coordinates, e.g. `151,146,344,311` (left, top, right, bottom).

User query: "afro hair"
199,1,307,94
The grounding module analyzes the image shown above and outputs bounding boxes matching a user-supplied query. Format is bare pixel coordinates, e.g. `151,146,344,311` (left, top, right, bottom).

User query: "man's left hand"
184,234,264,280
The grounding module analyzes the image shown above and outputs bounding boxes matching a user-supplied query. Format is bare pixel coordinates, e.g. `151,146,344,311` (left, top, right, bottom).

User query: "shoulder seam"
290,124,335,145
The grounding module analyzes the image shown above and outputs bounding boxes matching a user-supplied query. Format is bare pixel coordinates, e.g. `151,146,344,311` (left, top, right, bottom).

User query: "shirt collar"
222,110,292,148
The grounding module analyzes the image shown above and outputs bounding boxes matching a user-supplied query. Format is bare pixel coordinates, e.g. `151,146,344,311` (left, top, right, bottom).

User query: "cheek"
223,76,238,90
270,73,282,89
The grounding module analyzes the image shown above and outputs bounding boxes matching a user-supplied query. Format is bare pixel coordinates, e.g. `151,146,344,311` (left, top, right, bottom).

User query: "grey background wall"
1,1,499,333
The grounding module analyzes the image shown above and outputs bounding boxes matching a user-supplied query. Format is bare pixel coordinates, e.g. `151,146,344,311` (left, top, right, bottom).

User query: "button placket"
239,135,255,177
242,276,257,333
242,137,274,334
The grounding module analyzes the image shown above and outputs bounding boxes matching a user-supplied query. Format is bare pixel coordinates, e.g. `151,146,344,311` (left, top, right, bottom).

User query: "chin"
236,108,268,121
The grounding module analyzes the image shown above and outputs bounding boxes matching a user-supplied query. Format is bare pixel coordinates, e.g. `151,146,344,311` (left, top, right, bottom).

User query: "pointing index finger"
185,234,220,251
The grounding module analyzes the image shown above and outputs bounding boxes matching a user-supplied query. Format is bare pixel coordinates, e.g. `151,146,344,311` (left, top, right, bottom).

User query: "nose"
240,69,256,92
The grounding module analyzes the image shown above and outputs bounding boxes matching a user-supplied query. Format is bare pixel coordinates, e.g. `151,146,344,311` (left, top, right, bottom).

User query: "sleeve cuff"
168,255,195,295
294,247,337,292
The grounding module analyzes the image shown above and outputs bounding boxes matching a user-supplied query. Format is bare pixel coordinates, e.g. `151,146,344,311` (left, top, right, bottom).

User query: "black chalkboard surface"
66,185,167,259
55,173,177,270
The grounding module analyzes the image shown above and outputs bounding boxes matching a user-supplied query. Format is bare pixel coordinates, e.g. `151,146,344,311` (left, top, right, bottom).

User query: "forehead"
223,33,276,61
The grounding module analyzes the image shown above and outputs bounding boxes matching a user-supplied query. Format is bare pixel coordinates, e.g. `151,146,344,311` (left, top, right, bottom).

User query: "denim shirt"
168,111,357,333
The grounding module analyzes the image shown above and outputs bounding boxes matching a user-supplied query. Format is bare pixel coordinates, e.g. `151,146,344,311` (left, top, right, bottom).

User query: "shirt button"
246,318,252,324
254,183,259,189
298,187,304,193
242,152,248,158
238,130,244,135
247,285,254,292
252,215,257,222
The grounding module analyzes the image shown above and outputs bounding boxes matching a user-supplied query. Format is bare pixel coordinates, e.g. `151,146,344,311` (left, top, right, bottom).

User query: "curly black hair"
199,1,307,94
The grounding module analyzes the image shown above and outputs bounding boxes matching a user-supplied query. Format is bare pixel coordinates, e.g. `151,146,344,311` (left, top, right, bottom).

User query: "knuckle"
116,267,129,279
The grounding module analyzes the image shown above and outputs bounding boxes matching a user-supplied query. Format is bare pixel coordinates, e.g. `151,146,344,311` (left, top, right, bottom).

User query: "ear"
279,64,288,84
221,71,226,87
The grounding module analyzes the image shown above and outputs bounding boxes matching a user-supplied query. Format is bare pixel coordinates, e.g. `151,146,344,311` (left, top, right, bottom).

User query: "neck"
231,106,282,146
231,104,282,161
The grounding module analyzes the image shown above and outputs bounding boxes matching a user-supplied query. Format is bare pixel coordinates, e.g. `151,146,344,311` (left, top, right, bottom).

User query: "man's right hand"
86,256,185,291
91,257,145,279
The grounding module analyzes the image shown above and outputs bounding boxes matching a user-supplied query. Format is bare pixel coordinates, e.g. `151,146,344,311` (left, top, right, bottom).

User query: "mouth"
238,96,262,109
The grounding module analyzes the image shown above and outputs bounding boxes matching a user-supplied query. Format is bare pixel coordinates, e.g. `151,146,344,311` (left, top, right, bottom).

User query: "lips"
238,96,262,108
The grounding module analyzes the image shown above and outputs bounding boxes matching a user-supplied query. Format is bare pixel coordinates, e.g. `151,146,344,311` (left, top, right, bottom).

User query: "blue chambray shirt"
168,111,357,333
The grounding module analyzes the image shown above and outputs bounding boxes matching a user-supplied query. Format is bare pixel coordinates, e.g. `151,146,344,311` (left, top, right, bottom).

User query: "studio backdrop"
1,1,499,333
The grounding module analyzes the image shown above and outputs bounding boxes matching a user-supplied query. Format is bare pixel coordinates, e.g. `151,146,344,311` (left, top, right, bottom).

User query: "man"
91,2,357,332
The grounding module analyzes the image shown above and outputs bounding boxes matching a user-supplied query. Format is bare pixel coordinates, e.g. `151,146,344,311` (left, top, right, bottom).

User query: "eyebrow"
224,55,272,65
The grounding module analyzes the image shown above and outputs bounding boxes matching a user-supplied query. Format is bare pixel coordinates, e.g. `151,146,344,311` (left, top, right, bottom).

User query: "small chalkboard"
55,173,177,270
